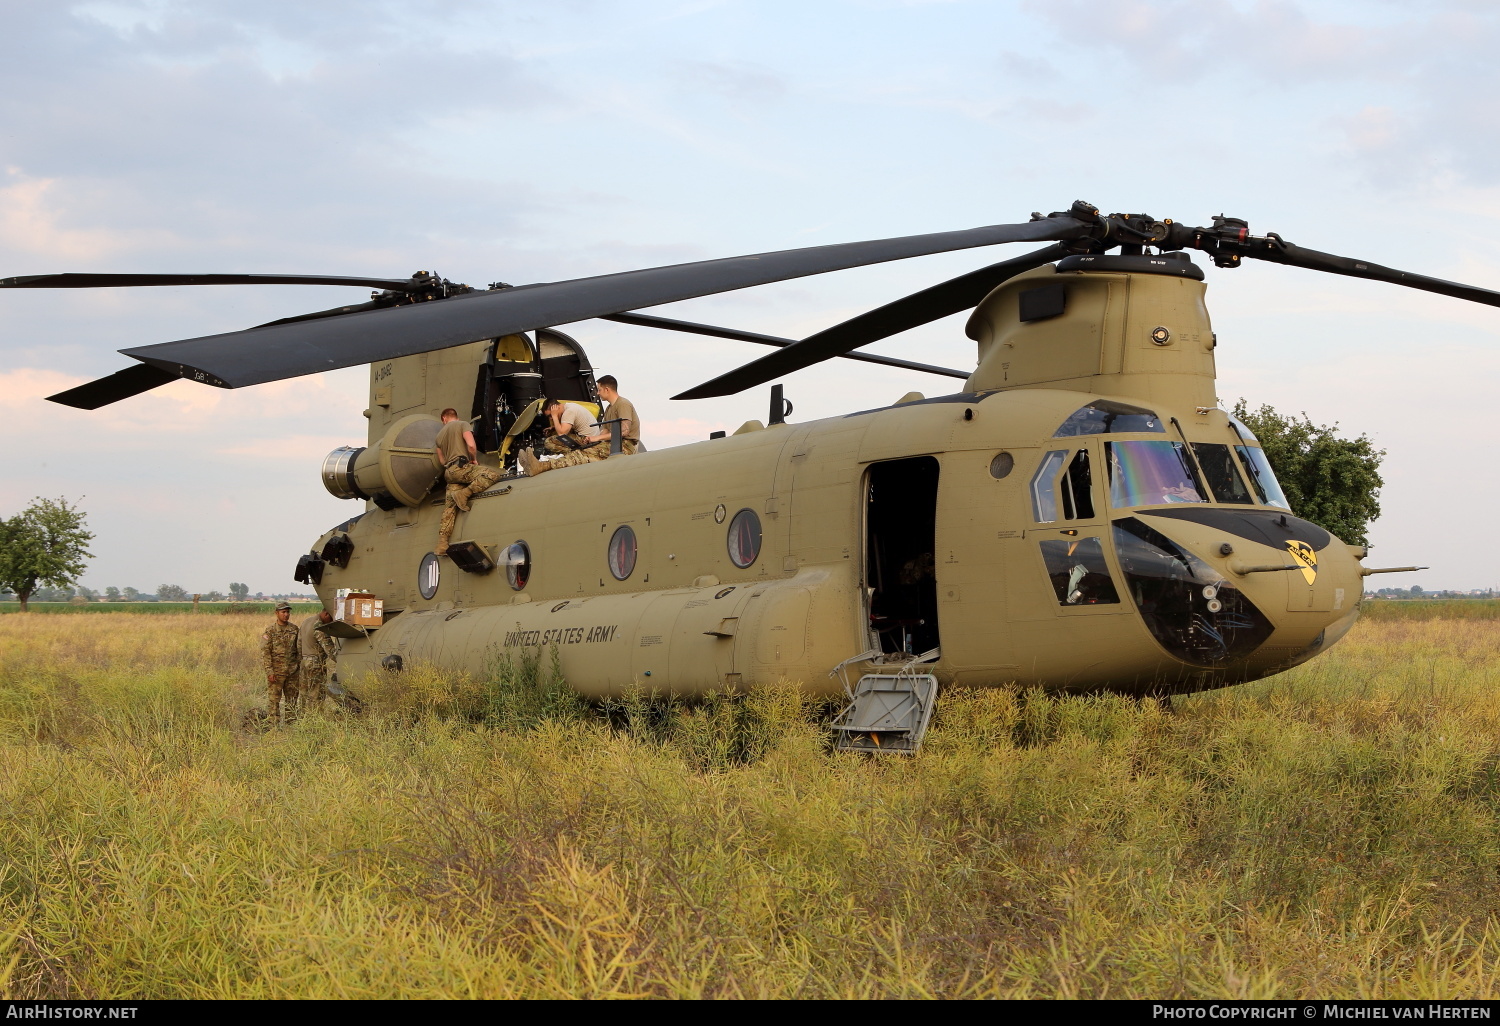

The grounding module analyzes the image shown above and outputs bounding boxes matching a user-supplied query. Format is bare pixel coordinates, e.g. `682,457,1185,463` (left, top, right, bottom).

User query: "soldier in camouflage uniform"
433,407,500,556
259,600,301,725
298,608,339,709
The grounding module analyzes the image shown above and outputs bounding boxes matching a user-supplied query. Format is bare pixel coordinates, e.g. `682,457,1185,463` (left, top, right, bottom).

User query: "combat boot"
454,486,474,512
519,449,549,476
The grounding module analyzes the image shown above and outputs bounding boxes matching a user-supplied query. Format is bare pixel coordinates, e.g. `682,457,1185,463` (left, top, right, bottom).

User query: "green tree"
122,586,140,601
1232,401,1385,545
157,584,189,601
229,582,249,601
0,498,94,612
104,586,121,601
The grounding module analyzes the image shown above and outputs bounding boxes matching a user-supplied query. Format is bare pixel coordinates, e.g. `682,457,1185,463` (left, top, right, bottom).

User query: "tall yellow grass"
2,611,1499,998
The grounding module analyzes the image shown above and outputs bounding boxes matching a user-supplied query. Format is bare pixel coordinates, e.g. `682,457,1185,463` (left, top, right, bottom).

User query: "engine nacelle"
320,414,443,509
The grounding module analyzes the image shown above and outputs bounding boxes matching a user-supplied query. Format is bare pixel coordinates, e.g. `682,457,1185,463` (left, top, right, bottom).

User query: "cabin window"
1106,441,1208,508
1234,445,1293,510
418,552,441,600
1054,400,1164,437
1229,415,1259,442
1030,449,1095,523
504,540,531,590
1190,443,1254,504
608,525,637,580
727,509,762,569
1038,538,1119,606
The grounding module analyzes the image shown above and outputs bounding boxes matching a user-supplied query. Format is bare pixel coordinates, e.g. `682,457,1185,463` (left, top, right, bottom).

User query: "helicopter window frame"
726,509,762,569
1106,440,1210,508
1190,442,1255,505
607,525,638,580
1029,450,1068,523
1037,537,1120,606
1054,400,1165,438
1030,448,1095,523
1233,445,1293,511
504,540,532,591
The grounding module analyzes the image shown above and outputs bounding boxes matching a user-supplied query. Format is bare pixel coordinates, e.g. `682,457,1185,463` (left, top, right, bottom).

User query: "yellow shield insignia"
1285,540,1317,585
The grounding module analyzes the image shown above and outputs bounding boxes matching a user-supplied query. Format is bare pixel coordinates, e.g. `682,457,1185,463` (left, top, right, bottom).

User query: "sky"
3,0,1500,593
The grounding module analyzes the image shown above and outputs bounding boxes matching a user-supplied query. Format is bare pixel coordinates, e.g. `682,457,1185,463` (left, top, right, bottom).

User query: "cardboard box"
336,590,383,627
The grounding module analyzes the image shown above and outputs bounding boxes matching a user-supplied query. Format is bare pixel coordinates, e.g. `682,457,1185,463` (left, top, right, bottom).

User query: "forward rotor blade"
1,272,416,290
1242,241,1500,307
672,243,1068,400
601,311,969,379
46,364,178,410
110,214,1093,393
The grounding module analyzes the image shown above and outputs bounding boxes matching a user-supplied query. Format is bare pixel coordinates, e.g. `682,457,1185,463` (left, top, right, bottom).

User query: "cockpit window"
1228,416,1259,443
1190,443,1254,504
1055,400,1165,437
1030,450,1067,523
1030,448,1095,523
1038,538,1119,606
1234,445,1293,510
1107,441,1208,508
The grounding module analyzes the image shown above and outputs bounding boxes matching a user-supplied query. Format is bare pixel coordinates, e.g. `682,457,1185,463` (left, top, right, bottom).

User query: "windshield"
1107,440,1208,508
1055,400,1164,437
1229,416,1259,443
1191,443,1253,504
1234,445,1292,510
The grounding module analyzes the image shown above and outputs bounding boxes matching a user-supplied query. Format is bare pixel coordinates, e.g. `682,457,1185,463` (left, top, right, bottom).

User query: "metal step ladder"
829,648,939,754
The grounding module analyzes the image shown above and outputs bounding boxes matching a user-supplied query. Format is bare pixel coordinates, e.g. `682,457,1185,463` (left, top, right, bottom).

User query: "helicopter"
4,200,1472,729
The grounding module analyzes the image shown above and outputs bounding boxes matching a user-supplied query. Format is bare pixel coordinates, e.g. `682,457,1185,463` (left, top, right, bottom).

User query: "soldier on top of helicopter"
519,376,640,477
433,407,500,556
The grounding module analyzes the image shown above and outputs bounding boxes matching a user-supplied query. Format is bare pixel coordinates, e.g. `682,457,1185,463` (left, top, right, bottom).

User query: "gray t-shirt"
556,402,599,438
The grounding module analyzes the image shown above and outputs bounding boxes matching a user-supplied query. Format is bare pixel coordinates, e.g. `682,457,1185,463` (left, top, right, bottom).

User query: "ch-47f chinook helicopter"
6,200,1474,731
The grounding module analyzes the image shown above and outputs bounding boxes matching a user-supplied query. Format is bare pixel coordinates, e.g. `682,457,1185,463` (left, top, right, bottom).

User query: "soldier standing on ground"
260,601,301,726
298,608,338,710
433,407,501,556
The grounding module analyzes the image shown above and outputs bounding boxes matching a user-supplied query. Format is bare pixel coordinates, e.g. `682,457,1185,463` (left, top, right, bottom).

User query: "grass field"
0,602,322,615
2,608,1500,998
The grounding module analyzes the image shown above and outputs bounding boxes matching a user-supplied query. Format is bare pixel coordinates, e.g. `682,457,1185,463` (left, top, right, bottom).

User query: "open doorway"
865,456,941,656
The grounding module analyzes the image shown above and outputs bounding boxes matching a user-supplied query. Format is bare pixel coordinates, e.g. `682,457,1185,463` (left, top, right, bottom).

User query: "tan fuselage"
314,264,1366,697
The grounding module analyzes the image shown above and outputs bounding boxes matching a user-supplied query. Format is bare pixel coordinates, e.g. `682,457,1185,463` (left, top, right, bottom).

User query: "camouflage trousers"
267,672,301,725
439,463,502,548
542,440,612,469
300,660,328,707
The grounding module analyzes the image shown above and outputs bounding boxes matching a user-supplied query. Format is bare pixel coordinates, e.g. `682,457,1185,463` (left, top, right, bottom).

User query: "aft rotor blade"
1,272,417,290
672,243,1068,400
601,312,969,379
108,215,1093,393
46,364,179,410
1243,241,1500,307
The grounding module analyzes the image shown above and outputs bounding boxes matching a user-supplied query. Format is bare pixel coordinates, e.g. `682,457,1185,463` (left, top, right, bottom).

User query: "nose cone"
1115,507,1363,689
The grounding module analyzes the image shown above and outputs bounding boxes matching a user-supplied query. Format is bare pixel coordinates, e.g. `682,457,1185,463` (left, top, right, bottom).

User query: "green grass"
2,611,1500,998
0,602,321,615
1360,599,1500,620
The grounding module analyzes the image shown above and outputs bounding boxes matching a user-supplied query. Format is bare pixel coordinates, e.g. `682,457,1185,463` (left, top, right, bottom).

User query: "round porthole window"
608,525,637,580
990,452,1015,479
418,552,441,599
726,508,762,569
504,540,531,590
